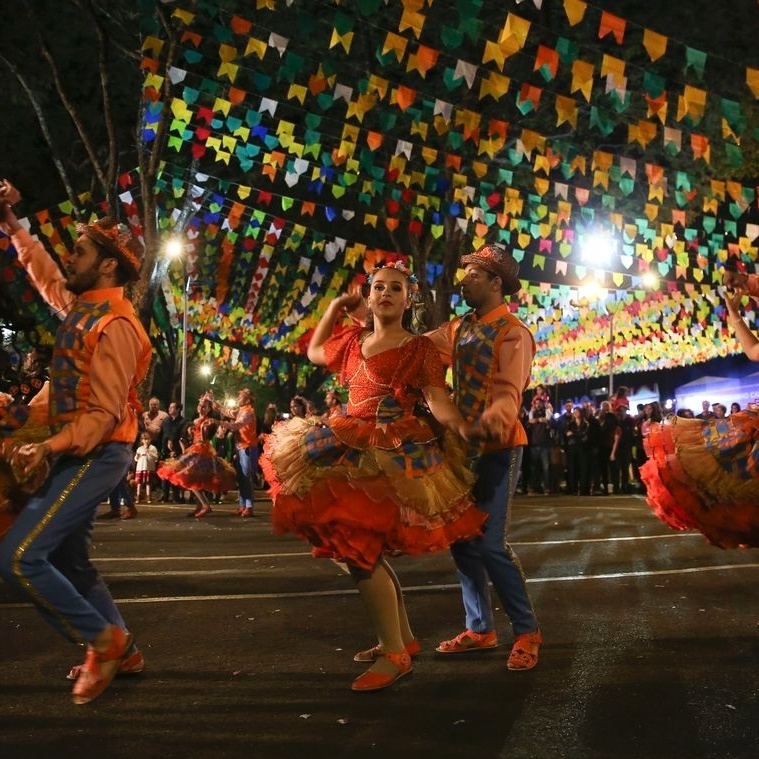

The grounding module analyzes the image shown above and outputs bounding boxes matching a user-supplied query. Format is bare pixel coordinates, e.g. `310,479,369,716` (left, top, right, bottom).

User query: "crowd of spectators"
518,385,745,498
112,387,346,517
2,344,741,507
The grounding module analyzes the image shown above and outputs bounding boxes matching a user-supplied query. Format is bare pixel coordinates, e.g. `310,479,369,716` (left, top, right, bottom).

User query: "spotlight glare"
165,237,185,259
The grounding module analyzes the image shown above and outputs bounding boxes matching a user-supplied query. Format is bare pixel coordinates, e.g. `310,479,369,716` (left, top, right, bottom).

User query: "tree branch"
21,0,109,199
81,0,119,210
0,53,79,212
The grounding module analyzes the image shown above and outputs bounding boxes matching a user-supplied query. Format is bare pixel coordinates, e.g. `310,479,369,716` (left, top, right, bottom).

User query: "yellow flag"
555,95,577,127
244,38,267,59
479,72,511,100
382,32,407,62
218,43,237,62
563,0,587,25
643,29,667,61
571,60,595,101
217,62,238,82
330,30,354,53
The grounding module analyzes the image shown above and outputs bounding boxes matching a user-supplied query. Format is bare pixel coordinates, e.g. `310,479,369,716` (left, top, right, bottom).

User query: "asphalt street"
2,492,759,759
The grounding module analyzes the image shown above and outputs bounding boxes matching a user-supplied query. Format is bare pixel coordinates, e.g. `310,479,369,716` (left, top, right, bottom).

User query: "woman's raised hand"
335,284,366,322
724,286,746,318
723,270,748,294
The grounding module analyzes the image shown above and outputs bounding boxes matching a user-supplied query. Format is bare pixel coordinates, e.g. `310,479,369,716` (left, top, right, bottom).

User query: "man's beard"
65,267,100,294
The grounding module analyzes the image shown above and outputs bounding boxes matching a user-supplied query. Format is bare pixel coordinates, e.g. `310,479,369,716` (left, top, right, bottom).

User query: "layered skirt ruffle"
261,415,486,570
640,409,759,548
157,441,237,494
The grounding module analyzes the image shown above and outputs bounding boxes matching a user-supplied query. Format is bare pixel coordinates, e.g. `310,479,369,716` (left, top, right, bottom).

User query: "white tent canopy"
674,375,754,413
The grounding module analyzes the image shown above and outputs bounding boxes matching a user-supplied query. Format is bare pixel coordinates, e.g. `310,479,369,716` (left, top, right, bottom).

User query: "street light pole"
608,311,614,399
180,275,188,413
165,235,194,413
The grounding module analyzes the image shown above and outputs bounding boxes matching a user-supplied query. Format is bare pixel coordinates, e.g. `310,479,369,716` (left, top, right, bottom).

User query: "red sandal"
351,651,412,692
67,648,144,681
71,626,133,705
507,630,542,671
436,629,498,654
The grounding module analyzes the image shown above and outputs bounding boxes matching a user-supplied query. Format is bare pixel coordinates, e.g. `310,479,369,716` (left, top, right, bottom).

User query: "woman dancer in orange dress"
640,276,759,548
157,397,236,518
262,262,496,692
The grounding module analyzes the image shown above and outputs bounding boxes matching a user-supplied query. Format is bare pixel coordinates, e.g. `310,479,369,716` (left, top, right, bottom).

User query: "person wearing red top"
262,263,495,692
610,386,630,412
0,180,152,705
157,396,236,518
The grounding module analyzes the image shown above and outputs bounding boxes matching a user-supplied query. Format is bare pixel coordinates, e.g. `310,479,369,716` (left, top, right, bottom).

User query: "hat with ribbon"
76,218,143,282
460,243,521,294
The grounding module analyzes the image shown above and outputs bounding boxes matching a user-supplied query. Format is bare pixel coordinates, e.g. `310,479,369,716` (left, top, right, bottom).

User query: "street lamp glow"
165,236,185,259
580,230,616,264
577,282,604,303
200,363,212,377
641,272,659,290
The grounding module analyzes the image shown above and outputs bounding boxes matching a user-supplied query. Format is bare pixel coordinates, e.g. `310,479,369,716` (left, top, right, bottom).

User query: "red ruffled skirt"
157,441,237,494
261,415,486,570
640,410,759,548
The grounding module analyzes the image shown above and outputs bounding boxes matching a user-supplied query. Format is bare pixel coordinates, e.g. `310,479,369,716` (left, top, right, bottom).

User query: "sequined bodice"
324,327,445,422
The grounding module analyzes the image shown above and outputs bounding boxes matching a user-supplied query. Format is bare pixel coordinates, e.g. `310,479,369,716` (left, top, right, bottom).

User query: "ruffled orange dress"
261,327,486,570
157,417,237,495
640,408,759,548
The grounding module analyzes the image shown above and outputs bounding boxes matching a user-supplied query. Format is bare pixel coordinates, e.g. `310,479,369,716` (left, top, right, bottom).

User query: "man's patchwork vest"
453,309,529,461
49,296,151,445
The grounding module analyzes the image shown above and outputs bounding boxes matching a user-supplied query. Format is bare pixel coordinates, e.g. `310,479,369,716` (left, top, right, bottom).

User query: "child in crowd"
134,432,159,504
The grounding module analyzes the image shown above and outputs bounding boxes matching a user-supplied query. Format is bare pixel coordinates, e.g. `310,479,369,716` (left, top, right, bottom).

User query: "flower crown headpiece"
367,260,419,294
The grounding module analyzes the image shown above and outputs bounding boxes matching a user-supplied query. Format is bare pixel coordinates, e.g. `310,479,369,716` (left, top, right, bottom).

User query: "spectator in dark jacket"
158,402,186,503
597,401,617,495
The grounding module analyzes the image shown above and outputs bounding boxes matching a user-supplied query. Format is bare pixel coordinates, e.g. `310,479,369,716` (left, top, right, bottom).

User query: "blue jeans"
530,445,552,493
449,447,539,636
108,475,134,513
0,442,133,644
236,445,259,508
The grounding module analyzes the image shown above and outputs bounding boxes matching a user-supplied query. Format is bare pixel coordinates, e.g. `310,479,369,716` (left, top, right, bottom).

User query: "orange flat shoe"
436,629,498,654
351,651,412,692
71,626,133,705
353,637,421,663
507,630,542,671
67,648,145,681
